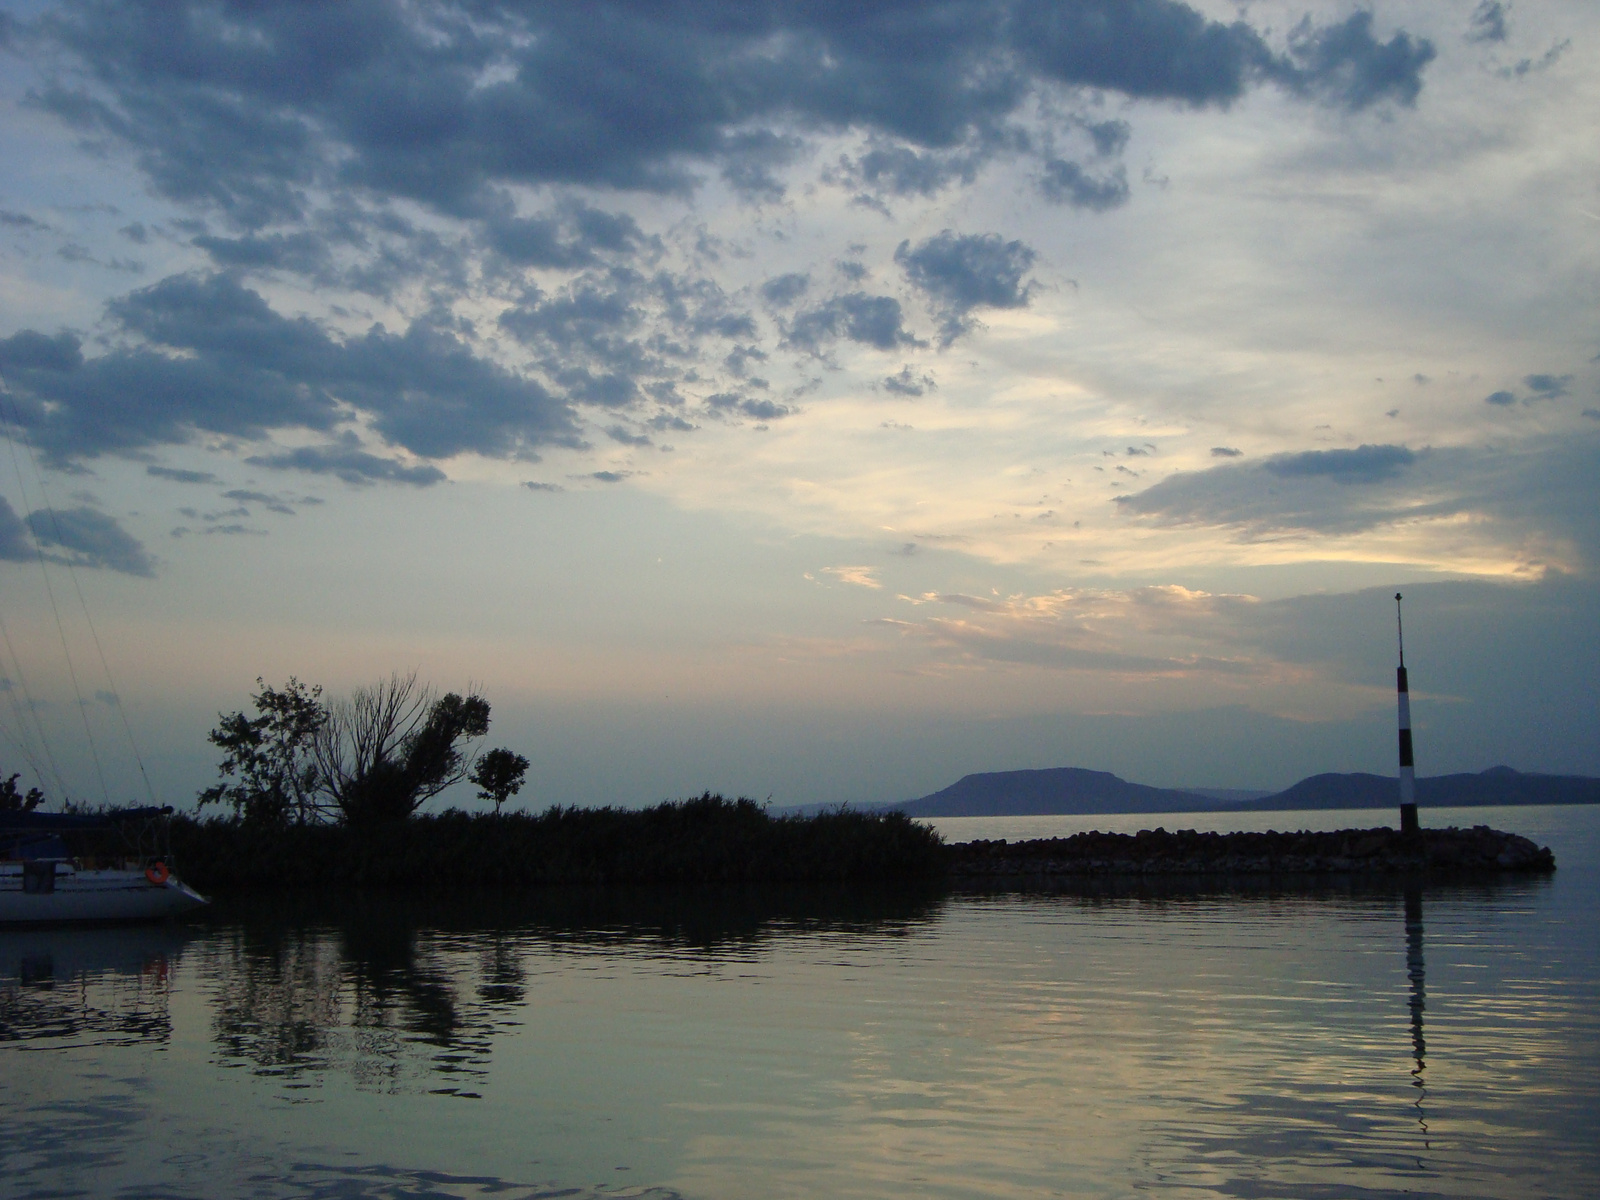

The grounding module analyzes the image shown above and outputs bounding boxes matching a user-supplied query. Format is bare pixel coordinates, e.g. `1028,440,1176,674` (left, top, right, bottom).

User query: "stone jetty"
946,824,1555,881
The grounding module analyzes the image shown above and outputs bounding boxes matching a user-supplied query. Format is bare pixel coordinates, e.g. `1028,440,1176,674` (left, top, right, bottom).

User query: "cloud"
221,488,296,514
145,465,217,484
1038,159,1130,210
590,470,631,484
24,2,1435,234
760,273,811,308
484,202,646,268
0,209,52,232
1524,373,1572,399
1210,447,1243,458
24,506,155,576
1261,444,1416,484
1277,12,1436,110
787,293,919,353
896,231,1037,344
706,393,794,422
1118,435,1600,559
1485,390,1516,407
880,585,1266,677
883,366,935,397
0,496,32,560
245,439,446,487
822,565,881,589
523,481,564,493
1467,1,1509,44
2,272,580,465
1117,445,1429,536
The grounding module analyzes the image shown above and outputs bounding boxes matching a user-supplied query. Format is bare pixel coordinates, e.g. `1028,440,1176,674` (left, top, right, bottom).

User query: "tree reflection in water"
200,884,943,1098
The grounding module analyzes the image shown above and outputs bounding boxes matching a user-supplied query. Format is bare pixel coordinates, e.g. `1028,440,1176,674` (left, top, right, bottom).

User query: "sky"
0,0,1595,812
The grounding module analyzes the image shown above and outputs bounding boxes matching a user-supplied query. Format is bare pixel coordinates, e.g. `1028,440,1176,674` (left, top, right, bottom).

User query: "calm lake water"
3,805,1597,1200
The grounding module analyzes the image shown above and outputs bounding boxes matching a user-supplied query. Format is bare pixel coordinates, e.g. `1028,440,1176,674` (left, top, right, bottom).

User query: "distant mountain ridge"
894,767,1222,818
877,765,1600,818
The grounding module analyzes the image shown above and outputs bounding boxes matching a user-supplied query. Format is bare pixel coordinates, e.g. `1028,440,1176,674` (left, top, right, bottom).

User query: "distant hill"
862,764,1600,819
1239,766,1600,811
893,767,1226,818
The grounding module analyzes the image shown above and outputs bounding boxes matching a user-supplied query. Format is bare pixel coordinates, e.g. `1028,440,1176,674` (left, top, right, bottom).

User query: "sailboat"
0,806,208,924
1,384,208,925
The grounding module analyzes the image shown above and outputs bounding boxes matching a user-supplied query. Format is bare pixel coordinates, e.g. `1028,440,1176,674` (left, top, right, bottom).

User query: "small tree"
199,677,327,824
313,672,493,827
1,773,44,813
469,748,529,816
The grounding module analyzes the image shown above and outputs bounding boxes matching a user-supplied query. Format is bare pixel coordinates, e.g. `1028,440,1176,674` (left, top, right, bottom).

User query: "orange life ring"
145,861,170,885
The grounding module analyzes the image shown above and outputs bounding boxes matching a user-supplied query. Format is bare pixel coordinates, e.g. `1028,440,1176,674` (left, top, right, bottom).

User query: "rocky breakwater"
947,825,1555,881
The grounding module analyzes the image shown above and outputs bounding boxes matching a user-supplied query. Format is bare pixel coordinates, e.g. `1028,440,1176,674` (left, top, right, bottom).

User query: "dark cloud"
1117,444,1428,536
1524,373,1572,399
1210,446,1243,458
896,231,1036,344
1112,436,1600,564
1485,390,1516,407
1083,119,1131,158
605,425,652,447
787,293,918,353
245,439,446,487
1,209,51,231
145,465,217,483
1467,1,1508,44
221,488,295,514
484,202,646,268
2,272,580,465
1039,159,1130,210
760,273,811,308
706,392,794,421
25,2,1434,232
1262,444,1415,484
0,496,32,560
883,366,935,397
523,481,564,492
590,470,631,484
24,505,155,576
849,142,988,198
1277,12,1435,110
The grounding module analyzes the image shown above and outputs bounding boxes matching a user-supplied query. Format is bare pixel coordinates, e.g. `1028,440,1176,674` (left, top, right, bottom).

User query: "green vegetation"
199,673,527,828
169,794,946,891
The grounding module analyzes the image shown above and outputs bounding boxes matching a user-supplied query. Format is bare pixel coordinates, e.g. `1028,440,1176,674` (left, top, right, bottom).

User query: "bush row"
169,794,946,891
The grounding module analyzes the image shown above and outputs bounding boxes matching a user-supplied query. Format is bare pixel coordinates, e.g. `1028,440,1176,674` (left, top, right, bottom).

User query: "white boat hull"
0,865,209,925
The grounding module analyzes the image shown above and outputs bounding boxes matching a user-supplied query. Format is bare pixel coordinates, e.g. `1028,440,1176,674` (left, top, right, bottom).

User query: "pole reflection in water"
1404,887,1430,1161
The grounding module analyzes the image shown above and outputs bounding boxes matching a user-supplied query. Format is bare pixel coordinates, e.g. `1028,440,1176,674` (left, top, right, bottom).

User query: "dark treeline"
170,794,946,892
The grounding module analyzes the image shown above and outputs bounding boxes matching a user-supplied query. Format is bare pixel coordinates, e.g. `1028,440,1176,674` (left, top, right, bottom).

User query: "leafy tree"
1,773,44,813
313,672,494,827
199,677,327,824
470,748,529,815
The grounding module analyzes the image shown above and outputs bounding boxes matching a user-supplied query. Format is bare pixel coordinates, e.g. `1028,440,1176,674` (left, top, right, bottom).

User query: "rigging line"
0,585,70,800
0,384,111,807
2,404,158,805
0,606,69,797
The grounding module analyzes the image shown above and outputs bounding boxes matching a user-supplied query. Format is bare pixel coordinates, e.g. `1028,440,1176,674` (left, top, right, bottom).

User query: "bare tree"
312,672,491,826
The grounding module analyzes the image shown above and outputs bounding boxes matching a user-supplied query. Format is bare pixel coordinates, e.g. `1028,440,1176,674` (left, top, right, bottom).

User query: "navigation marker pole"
1396,593,1419,834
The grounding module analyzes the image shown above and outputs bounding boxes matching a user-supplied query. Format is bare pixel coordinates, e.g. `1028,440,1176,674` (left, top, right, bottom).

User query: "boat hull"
0,865,209,925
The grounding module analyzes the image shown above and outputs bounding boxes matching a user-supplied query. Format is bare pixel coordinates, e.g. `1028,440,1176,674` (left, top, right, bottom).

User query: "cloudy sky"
0,0,1595,811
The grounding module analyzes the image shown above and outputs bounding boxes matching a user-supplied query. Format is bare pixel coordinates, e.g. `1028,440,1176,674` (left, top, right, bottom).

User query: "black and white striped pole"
1396,593,1419,835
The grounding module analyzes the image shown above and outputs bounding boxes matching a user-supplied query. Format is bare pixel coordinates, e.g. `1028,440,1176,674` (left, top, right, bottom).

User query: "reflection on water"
1,868,1596,1200
0,926,189,1049
1405,888,1430,1160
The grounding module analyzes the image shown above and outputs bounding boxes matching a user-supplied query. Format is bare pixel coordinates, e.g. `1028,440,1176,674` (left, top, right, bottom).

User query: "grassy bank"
169,794,945,891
